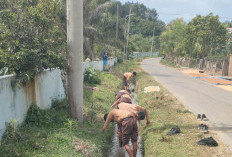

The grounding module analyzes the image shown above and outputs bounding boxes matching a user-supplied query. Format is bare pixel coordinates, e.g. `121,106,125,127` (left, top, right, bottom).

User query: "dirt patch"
180,69,199,74
181,68,232,92
200,78,232,85
181,69,209,77
188,73,209,77
170,103,181,109
215,85,232,91
72,137,93,157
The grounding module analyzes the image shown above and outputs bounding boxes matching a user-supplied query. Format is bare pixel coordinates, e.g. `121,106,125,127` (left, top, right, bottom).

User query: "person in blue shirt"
102,51,108,71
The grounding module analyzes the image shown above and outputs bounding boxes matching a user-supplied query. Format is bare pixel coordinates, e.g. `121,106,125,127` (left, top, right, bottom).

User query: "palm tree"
83,0,112,60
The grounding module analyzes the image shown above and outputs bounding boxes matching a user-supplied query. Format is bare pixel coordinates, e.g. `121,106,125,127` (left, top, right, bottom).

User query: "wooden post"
228,54,232,76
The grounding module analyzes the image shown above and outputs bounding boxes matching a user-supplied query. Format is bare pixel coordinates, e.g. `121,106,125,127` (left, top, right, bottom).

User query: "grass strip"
0,62,132,157
135,63,232,157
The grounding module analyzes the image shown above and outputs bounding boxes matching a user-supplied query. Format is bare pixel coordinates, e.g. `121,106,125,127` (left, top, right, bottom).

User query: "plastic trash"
197,137,218,146
144,86,160,93
167,126,181,135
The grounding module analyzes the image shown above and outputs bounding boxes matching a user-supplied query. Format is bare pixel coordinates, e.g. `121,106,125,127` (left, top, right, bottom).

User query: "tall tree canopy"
160,18,186,57
85,1,165,59
0,0,66,83
160,13,229,59
0,0,165,79
185,13,228,58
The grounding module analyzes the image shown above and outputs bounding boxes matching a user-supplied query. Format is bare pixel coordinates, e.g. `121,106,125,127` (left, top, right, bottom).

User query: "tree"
128,34,151,52
224,20,232,27
160,18,186,58
185,13,228,59
82,1,165,59
0,0,66,84
83,0,112,60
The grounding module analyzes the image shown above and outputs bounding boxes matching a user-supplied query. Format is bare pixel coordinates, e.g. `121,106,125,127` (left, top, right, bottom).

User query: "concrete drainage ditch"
107,84,144,157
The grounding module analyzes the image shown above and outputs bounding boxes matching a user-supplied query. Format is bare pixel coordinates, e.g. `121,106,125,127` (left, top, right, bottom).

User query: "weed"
159,135,172,142
0,63,124,157
135,65,231,157
84,67,101,84
161,59,179,68
24,103,48,126
3,119,21,141
177,109,192,114
64,119,78,131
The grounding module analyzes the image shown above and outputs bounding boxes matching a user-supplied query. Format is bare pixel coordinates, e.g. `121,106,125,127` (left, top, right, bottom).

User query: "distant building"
226,28,232,34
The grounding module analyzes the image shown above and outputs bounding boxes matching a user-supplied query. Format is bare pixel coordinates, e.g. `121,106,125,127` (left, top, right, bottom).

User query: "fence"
129,52,159,59
83,57,117,72
0,57,117,141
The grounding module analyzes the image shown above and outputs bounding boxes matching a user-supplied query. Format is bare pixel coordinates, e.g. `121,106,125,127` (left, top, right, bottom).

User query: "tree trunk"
125,6,131,59
84,38,95,60
222,57,229,76
116,4,119,41
199,59,205,70
176,56,179,66
67,0,83,122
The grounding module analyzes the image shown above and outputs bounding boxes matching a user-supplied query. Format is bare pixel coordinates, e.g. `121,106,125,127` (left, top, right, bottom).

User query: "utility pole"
116,4,119,41
67,0,83,122
150,25,155,53
125,6,132,59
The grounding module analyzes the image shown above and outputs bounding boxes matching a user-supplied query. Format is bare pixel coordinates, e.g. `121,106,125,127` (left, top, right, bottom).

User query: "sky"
118,0,232,24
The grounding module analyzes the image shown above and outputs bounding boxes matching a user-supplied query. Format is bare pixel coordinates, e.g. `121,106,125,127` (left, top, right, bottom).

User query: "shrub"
0,0,66,84
24,100,68,127
117,56,123,63
84,67,101,84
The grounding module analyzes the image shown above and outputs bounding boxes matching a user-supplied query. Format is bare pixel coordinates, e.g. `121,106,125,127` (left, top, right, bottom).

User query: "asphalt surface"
141,58,232,150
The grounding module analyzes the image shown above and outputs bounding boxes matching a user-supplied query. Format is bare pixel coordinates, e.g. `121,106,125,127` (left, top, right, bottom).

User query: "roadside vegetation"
159,15,232,75
0,73,118,157
0,0,165,82
135,64,232,157
1,59,232,156
0,60,137,157
160,59,180,68
160,15,231,61
1,0,232,156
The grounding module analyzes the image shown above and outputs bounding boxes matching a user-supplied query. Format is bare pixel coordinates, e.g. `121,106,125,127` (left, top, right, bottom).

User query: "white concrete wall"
35,69,66,109
0,75,29,141
0,58,117,141
83,57,117,73
0,69,65,141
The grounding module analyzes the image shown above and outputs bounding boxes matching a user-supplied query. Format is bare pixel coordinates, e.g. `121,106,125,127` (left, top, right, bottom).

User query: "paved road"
141,58,232,150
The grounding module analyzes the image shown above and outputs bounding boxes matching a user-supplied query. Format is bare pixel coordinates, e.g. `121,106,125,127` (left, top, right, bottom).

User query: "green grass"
0,102,111,157
160,59,179,68
0,69,125,157
1,60,230,157
135,66,232,157
0,60,138,157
